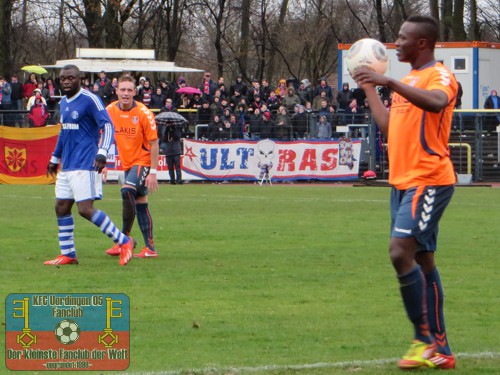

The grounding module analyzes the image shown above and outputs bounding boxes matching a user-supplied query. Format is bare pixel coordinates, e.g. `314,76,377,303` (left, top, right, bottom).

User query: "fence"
189,110,500,183
1,108,499,183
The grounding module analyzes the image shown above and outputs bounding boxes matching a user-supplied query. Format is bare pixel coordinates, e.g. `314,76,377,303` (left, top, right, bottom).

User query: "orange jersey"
388,62,458,190
107,101,158,170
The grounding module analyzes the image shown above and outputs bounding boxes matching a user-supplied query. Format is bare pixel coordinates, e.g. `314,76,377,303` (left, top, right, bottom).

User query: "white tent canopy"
43,48,203,73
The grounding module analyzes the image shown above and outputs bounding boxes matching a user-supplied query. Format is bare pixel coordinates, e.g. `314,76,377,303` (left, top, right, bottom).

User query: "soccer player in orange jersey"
353,16,458,370
106,75,159,258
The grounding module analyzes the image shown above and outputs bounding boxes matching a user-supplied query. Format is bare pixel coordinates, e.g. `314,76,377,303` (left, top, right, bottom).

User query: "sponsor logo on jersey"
116,127,137,135
71,111,79,120
62,123,80,130
132,116,138,124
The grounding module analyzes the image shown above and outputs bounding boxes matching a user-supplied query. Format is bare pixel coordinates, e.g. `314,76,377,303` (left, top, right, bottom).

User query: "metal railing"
1,108,499,182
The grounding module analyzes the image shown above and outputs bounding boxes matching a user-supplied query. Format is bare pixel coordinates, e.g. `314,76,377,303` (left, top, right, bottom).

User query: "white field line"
122,351,500,375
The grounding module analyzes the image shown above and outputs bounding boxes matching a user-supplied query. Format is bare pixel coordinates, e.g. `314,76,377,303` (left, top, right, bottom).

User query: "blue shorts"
390,185,454,252
123,165,151,197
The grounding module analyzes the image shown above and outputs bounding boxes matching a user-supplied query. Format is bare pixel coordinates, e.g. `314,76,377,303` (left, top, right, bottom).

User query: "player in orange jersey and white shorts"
105,75,159,258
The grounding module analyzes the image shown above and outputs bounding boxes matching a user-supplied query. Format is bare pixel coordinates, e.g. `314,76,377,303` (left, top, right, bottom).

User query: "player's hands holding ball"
346,38,389,89
352,67,389,90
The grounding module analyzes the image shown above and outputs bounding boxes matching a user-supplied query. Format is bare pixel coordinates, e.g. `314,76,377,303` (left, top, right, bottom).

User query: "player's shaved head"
405,15,439,49
61,64,81,76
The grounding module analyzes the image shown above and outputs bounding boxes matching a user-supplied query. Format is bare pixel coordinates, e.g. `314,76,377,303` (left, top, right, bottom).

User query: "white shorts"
55,170,103,202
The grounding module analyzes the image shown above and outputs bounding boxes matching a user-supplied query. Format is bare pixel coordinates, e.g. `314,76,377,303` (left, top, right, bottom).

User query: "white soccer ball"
345,38,389,76
54,319,80,345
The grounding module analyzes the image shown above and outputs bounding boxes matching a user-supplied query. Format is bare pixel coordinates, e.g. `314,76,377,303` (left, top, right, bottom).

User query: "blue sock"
136,203,155,251
58,215,76,258
398,265,432,344
425,267,452,355
91,210,128,245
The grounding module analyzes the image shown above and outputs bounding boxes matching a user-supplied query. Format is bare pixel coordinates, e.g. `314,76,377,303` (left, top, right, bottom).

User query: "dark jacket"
259,119,274,139
163,125,183,156
10,81,24,101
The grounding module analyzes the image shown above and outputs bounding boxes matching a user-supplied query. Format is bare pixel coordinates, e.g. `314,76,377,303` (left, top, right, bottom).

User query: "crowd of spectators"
118,72,382,141
0,70,397,137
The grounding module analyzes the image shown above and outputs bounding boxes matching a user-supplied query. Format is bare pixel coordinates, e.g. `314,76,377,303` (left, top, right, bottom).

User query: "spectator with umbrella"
155,111,188,184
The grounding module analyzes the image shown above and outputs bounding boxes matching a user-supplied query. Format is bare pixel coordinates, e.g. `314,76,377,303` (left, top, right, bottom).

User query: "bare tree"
3,0,499,84
0,0,14,74
451,0,466,40
238,0,251,76
265,0,289,81
430,0,439,25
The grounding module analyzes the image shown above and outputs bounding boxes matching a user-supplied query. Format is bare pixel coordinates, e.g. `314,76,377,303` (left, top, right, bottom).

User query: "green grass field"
1,183,499,374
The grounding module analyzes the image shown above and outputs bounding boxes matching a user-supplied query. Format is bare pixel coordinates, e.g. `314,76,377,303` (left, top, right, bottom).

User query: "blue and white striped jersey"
52,89,114,171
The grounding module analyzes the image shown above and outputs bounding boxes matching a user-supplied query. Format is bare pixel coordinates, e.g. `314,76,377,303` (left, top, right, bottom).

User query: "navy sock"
121,187,137,235
136,203,155,251
425,267,452,355
398,265,432,344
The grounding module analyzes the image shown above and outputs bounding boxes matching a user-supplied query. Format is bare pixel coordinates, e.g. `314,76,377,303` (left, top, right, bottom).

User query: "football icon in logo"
54,319,80,345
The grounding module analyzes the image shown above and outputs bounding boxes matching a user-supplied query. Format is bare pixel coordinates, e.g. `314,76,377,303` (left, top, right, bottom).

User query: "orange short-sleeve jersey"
388,62,458,190
107,101,158,171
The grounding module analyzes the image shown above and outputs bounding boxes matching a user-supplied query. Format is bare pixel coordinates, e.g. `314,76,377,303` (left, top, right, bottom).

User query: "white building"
338,41,500,109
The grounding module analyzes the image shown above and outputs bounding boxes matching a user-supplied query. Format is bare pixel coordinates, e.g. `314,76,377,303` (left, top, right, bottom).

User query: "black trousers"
166,154,182,183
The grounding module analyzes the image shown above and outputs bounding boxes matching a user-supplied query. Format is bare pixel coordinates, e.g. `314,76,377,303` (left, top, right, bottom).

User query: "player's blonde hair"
118,74,136,85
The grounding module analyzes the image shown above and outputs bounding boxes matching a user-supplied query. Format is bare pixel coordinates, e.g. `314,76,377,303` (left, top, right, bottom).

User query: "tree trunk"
451,0,467,40
0,0,14,74
265,0,289,81
238,0,251,77
375,0,387,42
166,0,183,62
213,0,226,79
430,0,439,25
441,0,453,41
83,0,103,47
104,0,121,48
469,0,480,40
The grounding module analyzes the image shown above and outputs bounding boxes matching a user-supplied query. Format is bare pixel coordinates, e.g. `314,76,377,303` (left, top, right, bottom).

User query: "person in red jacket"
23,73,38,100
28,97,49,127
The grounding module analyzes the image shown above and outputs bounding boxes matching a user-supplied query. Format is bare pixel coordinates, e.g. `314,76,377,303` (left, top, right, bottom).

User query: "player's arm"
94,120,113,173
353,69,390,137
354,67,448,113
47,131,63,177
353,69,390,136
145,139,159,193
384,77,449,113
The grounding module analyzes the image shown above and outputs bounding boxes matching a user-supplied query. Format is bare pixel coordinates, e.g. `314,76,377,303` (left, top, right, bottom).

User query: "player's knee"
389,238,416,274
77,206,94,220
121,187,137,202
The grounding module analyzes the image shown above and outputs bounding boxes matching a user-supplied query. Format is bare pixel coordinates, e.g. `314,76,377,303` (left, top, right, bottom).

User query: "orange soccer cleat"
105,243,121,256
44,255,79,265
425,352,456,370
119,237,136,266
134,247,158,258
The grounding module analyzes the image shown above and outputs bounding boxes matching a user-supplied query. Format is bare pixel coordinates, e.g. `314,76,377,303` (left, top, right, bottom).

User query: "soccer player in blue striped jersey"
45,64,135,266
